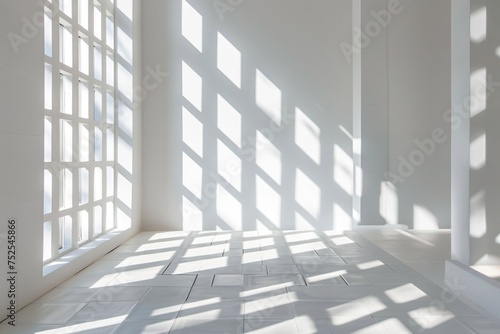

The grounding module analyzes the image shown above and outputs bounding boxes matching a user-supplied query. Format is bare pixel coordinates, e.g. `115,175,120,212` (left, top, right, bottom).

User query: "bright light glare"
380,181,398,225
217,94,241,147
470,7,487,43
470,132,486,170
182,62,203,111
182,107,204,157
182,0,203,52
216,184,242,230
413,205,438,229
385,284,428,304
333,203,351,231
256,69,282,125
182,196,203,231
295,212,315,230
256,131,281,185
295,107,321,165
217,32,241,88
470,190,486,238
295,169,321,219
470,67,487,117
256,175,281,227
217,139,242,191
182,152,203,199
334,145,353,195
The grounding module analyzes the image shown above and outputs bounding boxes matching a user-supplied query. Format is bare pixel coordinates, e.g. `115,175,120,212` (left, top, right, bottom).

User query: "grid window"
44,0,117,263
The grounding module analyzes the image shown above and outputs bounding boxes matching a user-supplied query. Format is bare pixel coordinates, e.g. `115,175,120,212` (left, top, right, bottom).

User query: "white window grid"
44,0,117,263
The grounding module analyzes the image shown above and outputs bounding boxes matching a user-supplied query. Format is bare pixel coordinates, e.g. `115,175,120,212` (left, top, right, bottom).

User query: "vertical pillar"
353,0,389,226
451,0,470,265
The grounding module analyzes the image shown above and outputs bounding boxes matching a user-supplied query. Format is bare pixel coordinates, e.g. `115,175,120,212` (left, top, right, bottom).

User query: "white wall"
142,0,353,230
387,0,452,229
469,0,500,265
0,0,142,318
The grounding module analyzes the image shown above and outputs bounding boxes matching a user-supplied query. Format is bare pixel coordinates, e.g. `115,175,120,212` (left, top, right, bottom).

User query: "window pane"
79,36,89,75
44,117,52,162
106,201,114,230
79,81,89,118
79,124,90,161
94,86,102,121
79,0,89,30
43,221,52,261
94,205,103,235
94,3,102,40
44,169,52,214
79,167,89,204
94,45,102,81
106,53,114,87
78,210,89,243
60,119,73,162
106,166,114,196
94,127,103,161
44,64,52,110
44,8,52,57
106,13,114,49
60,0,72,18
59,215,72,251
106,91,114,123
94,167,102,200
61,73,73,115
60,168,73,210
106,128,114,161
60,22,73,67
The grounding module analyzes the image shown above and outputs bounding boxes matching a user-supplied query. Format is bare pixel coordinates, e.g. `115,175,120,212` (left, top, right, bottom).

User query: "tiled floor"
1,230,500,333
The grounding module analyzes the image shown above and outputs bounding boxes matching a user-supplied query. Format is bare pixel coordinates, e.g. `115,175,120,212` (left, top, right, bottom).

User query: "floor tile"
303,274,347,286
244,318,299,333
10,231,500,332
245,275,306,287
59,273,119,288
68,301,137,323
193,275,214,286
294,316,334,334
244,295,295,320
141,287,191,303
0,324,59,333
341,273,372,285
91,286,150,302
15,303,86,325
213,275,245,286
177,300,244,320
110,273,196,287
114,319,175,334
33,287,98,304
187,287,244,301
126,300,184,321
266,265,300,274
170,318,244,334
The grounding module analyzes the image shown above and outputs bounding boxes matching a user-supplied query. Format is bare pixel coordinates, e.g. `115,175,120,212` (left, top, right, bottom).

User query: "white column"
353,0,389,227
451,0,470,265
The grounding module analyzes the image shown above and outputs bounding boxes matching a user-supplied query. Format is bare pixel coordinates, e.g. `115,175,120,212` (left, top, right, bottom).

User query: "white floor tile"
177,300,244,320
244,318,299,333
126,301,184,321
170,318,244,333
91,286,150,302
245,275,305,287
9,231,500,332
141,287,191,303
15,303,86,325
68,301,137,323
213,275,245,286
33,287,98,304
114,319,175,334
